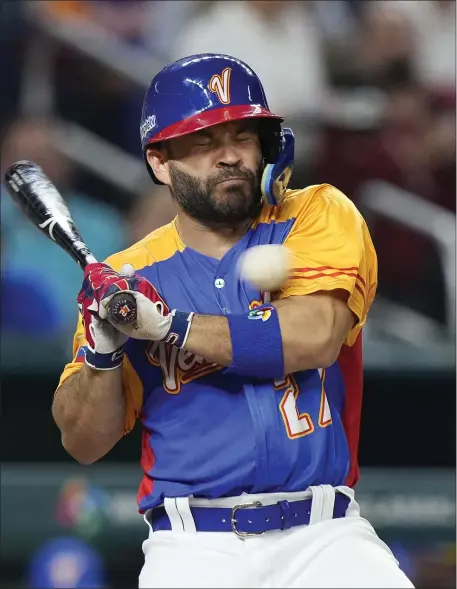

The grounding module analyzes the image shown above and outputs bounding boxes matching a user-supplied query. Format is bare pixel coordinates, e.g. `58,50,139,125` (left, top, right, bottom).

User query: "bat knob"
107,293,137,324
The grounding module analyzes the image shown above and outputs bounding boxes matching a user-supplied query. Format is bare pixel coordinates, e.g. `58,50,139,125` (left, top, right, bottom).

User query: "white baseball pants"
138,486,415,588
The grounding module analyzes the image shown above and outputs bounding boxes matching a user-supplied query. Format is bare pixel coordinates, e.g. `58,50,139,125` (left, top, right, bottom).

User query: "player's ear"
146,146,170,185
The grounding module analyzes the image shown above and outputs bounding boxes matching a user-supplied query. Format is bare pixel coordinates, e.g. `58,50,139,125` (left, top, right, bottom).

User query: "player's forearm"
184,295,350,377
185,306,332,376
52,364,125,464
184,313,327,376
184,314,232,366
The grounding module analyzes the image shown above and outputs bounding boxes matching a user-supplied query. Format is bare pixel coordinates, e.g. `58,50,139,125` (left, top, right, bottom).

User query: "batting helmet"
140,53,294,205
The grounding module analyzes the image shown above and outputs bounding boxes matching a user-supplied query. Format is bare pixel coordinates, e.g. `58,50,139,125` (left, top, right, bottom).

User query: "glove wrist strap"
161,310,194,349
85,345,125,370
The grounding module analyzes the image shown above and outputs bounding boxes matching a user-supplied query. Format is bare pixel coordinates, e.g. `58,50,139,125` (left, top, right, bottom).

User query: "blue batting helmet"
140,53,294,205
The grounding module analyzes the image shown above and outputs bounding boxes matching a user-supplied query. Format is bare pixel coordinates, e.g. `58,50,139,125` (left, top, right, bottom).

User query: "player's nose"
216,140,242,168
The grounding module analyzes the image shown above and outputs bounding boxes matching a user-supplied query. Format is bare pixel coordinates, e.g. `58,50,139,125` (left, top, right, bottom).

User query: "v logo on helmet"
208,68,232,105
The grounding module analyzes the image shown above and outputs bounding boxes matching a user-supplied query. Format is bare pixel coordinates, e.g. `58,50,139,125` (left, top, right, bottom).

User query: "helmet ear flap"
258,119,282,163
261,127,295,205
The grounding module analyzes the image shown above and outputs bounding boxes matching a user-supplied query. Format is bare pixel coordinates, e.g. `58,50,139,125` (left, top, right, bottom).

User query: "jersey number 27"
275,369,332,439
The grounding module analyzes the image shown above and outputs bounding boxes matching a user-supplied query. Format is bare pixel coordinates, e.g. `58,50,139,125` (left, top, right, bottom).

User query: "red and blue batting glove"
77,263,193,370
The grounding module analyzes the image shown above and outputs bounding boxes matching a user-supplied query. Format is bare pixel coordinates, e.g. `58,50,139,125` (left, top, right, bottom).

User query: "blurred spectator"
27,536,106,589
380,82,455,210
172,0,328,120
366,1,455,99
36,1,92,20
323,0,455,104
1,117,127,337
314,81,455,210
388,542,417,583
76,0,198,58
311,0,362,45
140,1,202,62
1,230,62,337
128,185,177,244
336,1,415,90
0,2,30,132
312,79,454,322
32,1,198,159
414,543,457,589
29,1,147,158
37,0,149,45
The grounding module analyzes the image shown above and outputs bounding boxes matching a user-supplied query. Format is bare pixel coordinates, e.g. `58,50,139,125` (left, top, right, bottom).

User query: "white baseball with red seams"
238,244,291,292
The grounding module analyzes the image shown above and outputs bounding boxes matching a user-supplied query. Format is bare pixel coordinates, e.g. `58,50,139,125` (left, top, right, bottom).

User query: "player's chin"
215,195,261,224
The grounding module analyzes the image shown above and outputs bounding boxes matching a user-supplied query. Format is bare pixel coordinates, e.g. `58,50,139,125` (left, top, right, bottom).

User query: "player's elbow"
66,450,97,466
315,339,341,368
61,435,103,465
292,334,340,372
293,293,353,370
60,427,119,465
311,318,347,367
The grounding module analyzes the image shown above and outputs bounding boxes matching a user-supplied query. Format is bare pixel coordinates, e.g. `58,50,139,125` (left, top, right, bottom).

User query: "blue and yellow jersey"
58,184,377,513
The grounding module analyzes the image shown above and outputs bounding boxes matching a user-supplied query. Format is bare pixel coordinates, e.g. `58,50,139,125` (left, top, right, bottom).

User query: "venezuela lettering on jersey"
146,341,222,394
145,298,266,393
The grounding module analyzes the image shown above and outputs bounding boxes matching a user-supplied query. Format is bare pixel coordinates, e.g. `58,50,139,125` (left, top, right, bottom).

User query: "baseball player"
53,53,414,588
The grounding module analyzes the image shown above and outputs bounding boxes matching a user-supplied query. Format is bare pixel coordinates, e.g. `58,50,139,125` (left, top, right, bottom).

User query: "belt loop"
143,509,154,538
164,497,197,533
309,485,336,525
337,486,359,517
278,500,293,530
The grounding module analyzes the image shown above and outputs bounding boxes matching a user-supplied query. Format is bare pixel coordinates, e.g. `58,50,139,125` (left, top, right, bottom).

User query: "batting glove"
78,263,194,367
77,263,134,370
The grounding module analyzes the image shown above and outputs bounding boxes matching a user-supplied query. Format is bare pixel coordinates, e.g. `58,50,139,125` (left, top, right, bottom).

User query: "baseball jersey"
58,183,377,513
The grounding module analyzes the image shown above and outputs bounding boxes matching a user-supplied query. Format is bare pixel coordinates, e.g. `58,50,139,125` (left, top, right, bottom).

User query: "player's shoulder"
257,183,360,225
105,220,181,273
282,183,360,219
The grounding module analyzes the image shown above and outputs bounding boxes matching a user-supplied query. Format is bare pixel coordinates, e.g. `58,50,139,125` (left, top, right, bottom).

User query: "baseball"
238,244,291,292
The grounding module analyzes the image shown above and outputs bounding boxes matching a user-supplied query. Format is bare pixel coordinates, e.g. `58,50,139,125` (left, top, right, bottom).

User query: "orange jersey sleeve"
278,184,378,346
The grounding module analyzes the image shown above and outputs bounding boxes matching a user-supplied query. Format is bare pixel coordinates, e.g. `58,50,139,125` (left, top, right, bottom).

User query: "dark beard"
168,163,263,227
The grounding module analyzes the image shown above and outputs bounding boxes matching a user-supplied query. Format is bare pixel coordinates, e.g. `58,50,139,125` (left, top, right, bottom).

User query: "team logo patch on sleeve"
248,306,274,322
74,346,88,363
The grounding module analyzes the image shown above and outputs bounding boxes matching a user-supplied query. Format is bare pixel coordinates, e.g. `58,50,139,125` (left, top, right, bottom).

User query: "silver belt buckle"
231,501,264,537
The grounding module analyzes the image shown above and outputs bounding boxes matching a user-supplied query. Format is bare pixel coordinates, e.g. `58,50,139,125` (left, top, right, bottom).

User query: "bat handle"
85,253,98,265
106,292,137,325
81,256,137,325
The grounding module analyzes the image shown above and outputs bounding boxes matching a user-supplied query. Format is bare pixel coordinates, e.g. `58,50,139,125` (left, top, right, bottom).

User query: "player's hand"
78,262,174,343
77,263,134,369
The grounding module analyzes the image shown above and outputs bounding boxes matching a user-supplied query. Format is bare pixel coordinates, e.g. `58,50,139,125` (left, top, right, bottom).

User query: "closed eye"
193,139,213,148
236,133,255,142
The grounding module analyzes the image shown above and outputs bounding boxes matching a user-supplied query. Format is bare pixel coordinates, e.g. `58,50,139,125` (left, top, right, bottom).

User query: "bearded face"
147,120,265,227
168,161,264,226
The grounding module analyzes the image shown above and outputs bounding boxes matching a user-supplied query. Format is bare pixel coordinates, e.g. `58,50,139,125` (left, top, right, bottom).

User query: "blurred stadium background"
0,1,455,588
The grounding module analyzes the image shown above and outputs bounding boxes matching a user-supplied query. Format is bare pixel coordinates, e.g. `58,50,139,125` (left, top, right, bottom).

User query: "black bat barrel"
4,160,137,325
4,161,95,269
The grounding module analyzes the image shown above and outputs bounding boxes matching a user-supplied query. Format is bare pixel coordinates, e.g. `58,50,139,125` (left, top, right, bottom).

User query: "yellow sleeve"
279,184,378,346
56,307,144,436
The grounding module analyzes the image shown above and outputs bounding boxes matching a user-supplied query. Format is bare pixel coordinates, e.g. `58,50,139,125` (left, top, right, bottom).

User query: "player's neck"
175,213,251,259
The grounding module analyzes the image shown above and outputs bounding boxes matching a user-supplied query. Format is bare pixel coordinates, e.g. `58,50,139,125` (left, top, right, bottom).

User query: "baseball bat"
3,160,137,325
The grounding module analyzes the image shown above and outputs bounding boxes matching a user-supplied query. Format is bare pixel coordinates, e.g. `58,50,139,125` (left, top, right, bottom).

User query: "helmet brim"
143,104,283,148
